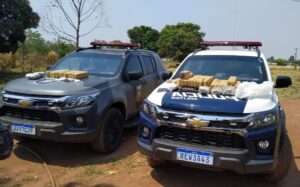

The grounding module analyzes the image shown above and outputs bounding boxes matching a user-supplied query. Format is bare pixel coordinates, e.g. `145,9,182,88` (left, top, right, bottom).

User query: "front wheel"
262,132,292,182
91,108,124,154
0,126,13,160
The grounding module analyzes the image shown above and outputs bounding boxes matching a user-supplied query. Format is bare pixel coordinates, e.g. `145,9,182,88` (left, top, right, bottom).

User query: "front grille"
1,106,60,123
158,126,246,149
156,114,249,129
208,121,248,129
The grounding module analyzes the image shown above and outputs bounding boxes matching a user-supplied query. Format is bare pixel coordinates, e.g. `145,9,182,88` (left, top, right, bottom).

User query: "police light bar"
201,41,262,47
90,41,140,48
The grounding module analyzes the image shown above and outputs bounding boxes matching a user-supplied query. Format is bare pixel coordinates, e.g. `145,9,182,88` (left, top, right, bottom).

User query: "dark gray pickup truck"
0,42,168,153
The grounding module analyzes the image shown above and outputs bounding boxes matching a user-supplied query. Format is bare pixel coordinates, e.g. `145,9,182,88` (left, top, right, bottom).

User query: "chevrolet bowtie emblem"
18,100,34,107
187,119,209,128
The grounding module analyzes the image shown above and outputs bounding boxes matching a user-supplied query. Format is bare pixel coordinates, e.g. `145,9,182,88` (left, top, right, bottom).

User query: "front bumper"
0,105,100,143
138,112,279,174
138,138,276,174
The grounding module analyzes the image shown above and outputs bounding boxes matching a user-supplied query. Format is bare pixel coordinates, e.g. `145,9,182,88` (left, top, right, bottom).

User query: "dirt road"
1,100,300,187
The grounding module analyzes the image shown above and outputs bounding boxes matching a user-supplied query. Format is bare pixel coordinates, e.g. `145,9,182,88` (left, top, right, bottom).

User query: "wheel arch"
110,101,127,120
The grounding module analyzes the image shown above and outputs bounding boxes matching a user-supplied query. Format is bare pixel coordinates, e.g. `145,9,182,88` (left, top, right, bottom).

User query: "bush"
275,59,288,66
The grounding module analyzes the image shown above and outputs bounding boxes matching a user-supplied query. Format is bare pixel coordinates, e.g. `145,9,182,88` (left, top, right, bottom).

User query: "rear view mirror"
275,76,292,88
128,71,143,81
162,71,172,80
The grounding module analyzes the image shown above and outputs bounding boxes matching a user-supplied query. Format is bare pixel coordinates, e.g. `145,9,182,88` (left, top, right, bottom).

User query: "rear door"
140,54,161,98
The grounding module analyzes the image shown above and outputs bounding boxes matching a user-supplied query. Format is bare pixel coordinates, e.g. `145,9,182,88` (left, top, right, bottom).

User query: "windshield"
173,55,268,83
53,53,123,76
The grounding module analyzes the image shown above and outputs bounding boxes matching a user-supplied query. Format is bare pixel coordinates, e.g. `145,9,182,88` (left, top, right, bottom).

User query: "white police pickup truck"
138,41,293,182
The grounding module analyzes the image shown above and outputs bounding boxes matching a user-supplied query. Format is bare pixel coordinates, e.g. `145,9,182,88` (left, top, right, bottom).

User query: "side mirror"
162,71,172,80
47,65,53,70
275,76,292,88
128,71,143,81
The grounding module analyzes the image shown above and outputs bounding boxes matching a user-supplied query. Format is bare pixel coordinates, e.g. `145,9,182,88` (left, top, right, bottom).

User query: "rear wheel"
262,132,292,182
91,108,124,154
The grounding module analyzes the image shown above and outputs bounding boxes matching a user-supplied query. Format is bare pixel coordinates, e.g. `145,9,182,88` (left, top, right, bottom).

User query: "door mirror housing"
128,71,143,81
162,71,172,80
47,65,53,70
275,76,292,88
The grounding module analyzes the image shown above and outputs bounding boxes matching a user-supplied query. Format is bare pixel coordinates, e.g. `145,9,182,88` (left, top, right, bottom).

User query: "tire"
147,156,165,168
91,108,124,154
263,132,292,182
0,126,13,160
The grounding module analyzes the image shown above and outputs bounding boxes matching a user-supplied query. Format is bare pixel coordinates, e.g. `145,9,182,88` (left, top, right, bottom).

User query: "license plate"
11,123,36,135
176,148,214,165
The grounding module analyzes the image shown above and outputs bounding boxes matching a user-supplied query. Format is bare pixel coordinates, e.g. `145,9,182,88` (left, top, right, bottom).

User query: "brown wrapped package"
47,70,68,78
65,71,89,79
227,76,238,86
180,71,193,79
175,74,240,91
47,70,88,79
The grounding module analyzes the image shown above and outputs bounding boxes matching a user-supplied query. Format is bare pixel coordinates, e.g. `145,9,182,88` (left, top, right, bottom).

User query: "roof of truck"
194,50,262,57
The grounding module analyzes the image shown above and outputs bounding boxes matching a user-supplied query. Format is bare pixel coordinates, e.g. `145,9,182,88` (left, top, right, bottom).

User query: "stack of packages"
47,70,89,79
172,71,240,96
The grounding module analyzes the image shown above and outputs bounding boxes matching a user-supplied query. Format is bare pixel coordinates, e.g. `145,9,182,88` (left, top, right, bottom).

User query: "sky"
29,0,300,59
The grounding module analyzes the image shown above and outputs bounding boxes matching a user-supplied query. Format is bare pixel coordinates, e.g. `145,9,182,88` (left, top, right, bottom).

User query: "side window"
142,56,154,75
126,56,143,73
150,57,156,70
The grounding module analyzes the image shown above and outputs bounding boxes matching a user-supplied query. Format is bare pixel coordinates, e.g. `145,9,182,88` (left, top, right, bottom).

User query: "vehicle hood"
147,82,277,114
4,75,115,96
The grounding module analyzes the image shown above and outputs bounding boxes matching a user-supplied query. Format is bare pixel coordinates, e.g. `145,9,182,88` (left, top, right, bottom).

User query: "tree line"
127,23,205,62
1,0,297,74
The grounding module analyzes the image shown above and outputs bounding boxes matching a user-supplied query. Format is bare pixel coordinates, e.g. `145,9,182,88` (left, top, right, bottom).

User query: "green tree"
22,30,49,55
275,58,288,66
0,0,39,52
48,40,76,57
16,30,49,72
267,56,275,63
127,26,160,51
157,23,205,61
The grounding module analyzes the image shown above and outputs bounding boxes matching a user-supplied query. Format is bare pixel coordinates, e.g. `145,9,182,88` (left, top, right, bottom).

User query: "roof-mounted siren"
201,41,262,51
90,41,141,49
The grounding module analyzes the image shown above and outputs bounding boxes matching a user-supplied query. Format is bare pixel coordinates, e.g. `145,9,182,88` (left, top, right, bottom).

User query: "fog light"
258,140,269,149
76,116,84,124
141,126,150,138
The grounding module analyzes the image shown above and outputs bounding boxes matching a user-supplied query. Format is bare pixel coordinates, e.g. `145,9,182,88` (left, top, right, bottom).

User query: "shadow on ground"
13,128,138,168
150,158,300,187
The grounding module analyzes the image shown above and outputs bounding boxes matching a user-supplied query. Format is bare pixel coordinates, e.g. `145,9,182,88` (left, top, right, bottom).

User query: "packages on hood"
170,71,240,96
47,70,89,79
168,71,273,100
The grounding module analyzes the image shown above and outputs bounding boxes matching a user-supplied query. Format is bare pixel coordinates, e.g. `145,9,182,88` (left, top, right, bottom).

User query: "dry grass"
270,65,300,99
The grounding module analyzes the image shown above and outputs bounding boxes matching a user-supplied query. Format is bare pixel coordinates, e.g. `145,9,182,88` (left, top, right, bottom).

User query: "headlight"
62,92,99,109
248,107,278,129
142,100,157,119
